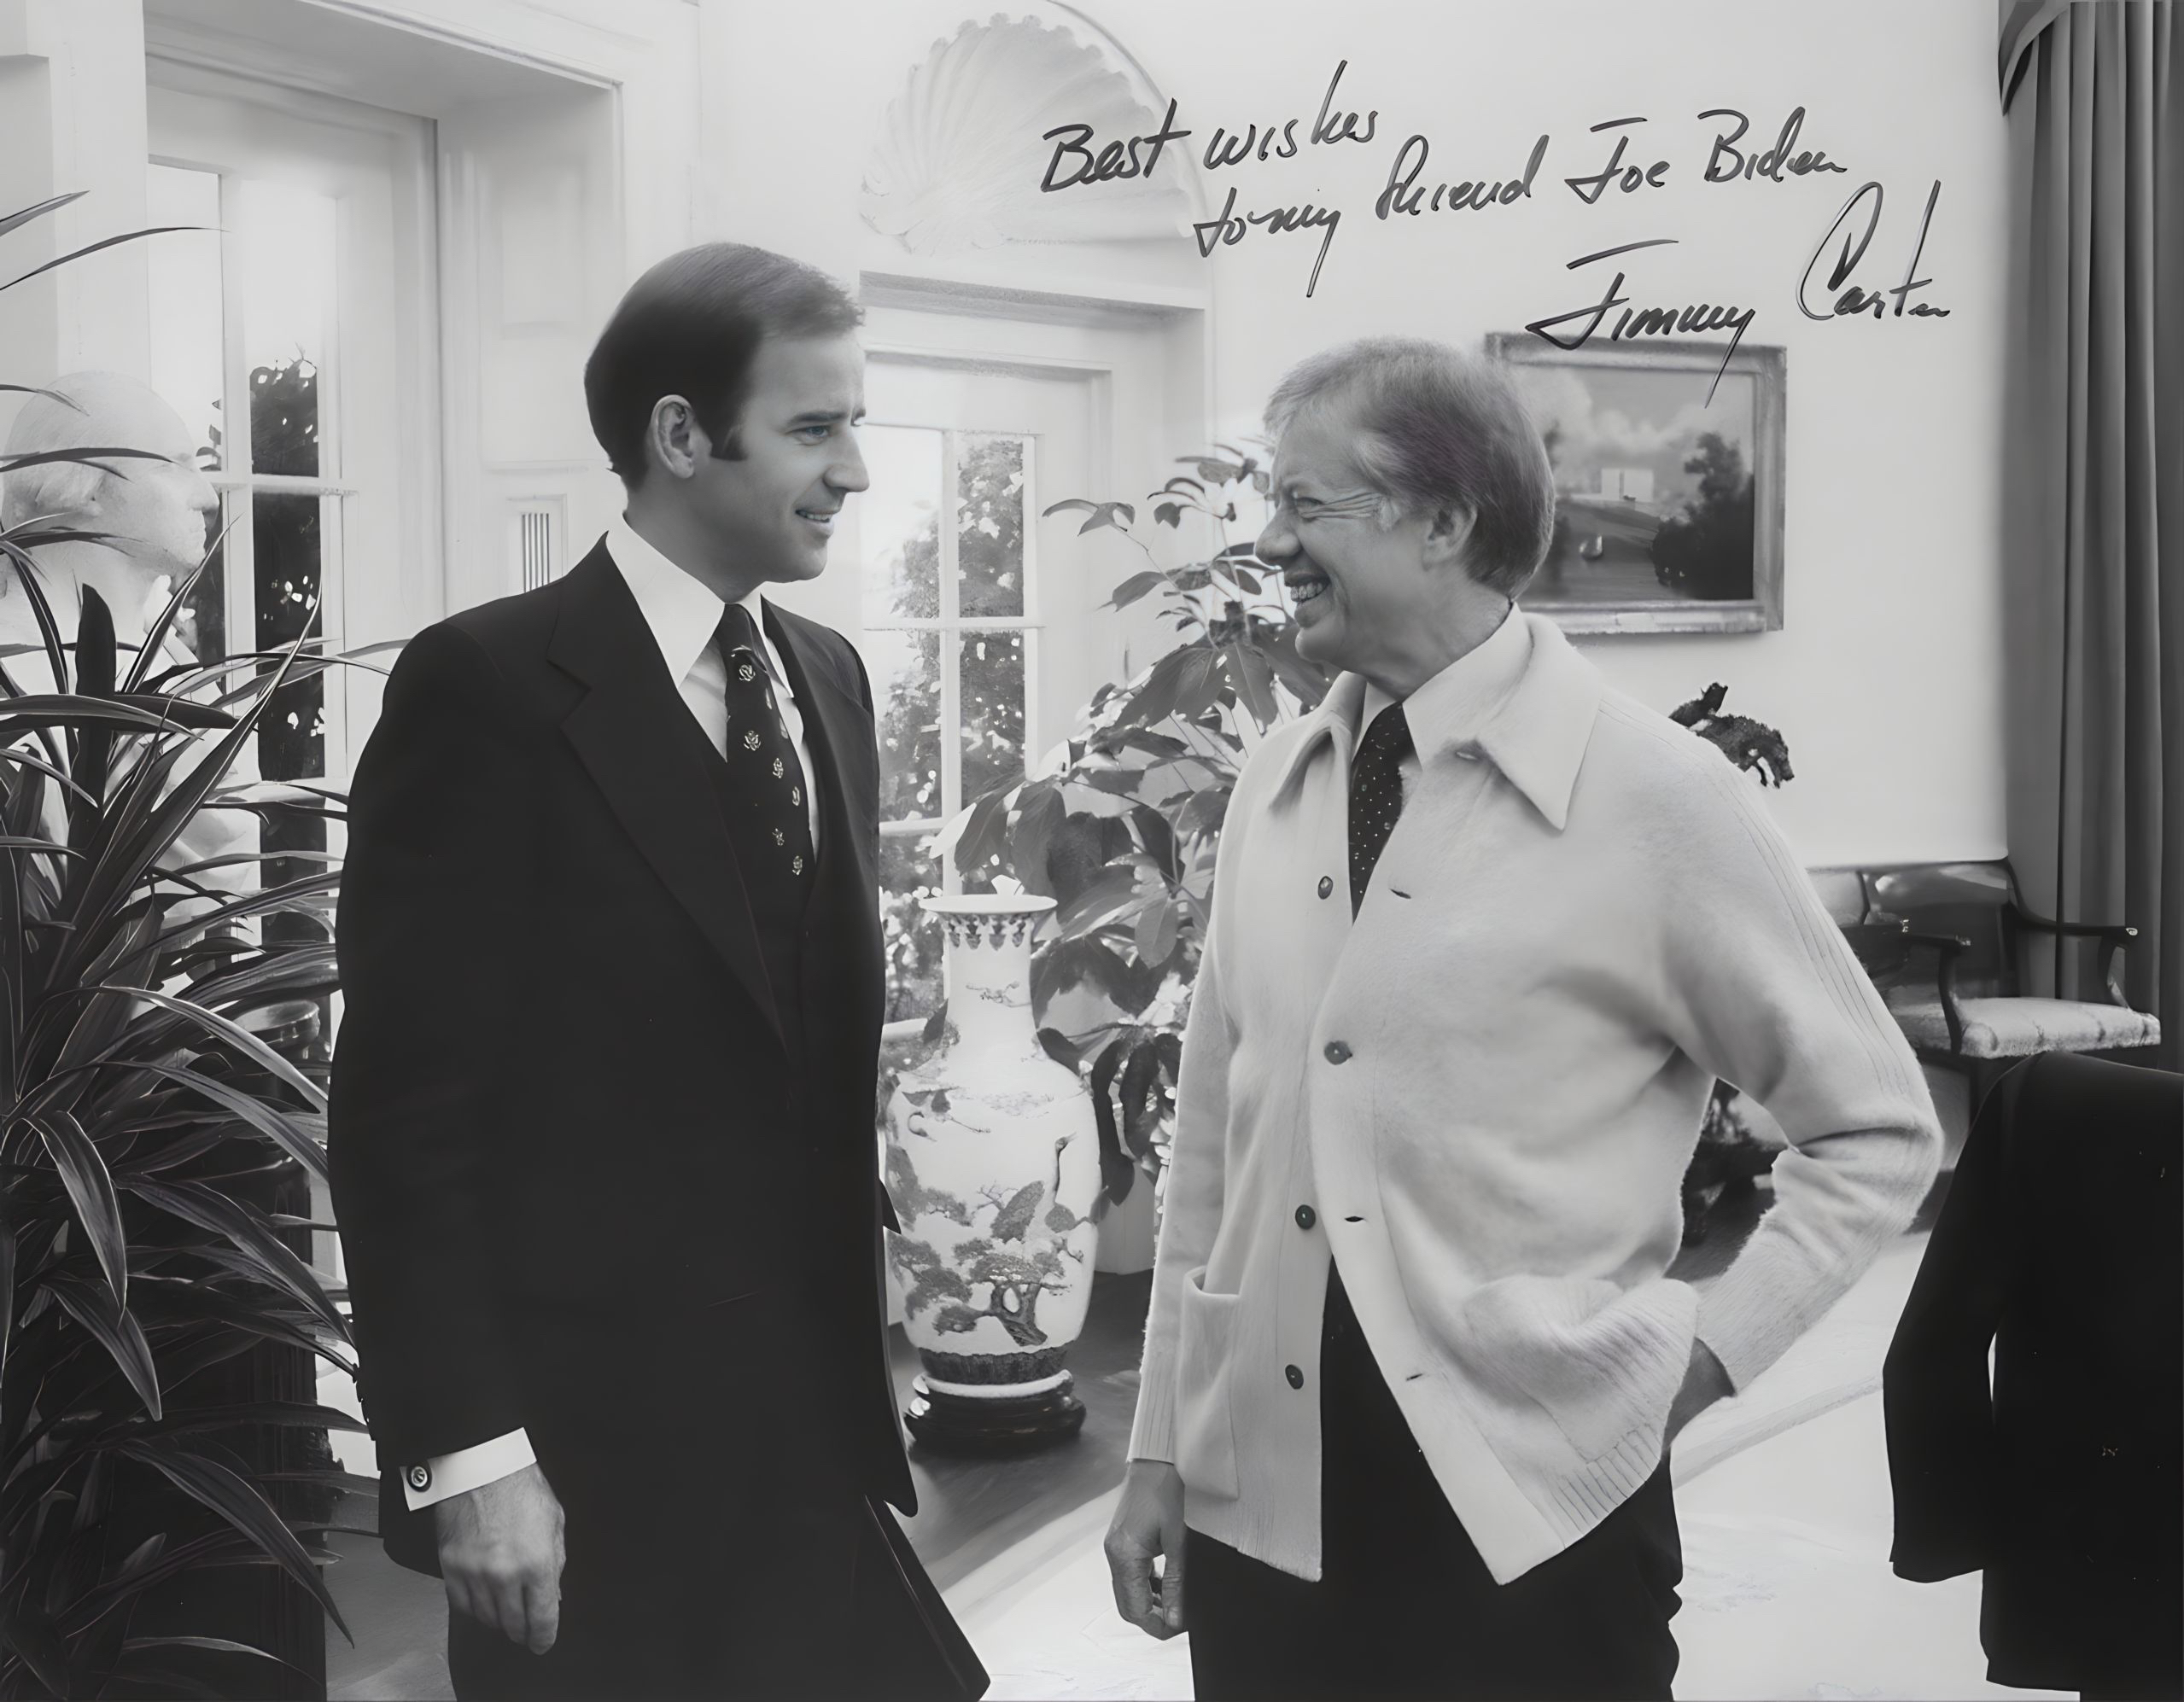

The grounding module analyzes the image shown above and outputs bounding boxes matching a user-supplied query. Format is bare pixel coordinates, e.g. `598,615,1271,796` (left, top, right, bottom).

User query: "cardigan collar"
1270,609,1605,831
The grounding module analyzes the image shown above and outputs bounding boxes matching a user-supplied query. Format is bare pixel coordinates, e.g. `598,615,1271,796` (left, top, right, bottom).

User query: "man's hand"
1106,1460,1188,1639
1665,1338,1735,1445
434,1462,566,1653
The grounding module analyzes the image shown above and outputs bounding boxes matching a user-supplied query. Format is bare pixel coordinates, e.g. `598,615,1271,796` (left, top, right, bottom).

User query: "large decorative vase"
885,895,1101,1451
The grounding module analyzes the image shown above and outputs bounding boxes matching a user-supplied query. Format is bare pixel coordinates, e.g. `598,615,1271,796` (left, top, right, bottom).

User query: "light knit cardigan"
1125,614,1941,1584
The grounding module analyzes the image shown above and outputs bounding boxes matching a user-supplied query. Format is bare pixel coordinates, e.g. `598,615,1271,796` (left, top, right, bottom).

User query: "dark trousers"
447,1486,983,1702
1186,1268,1683,1701
447,1480,865,1701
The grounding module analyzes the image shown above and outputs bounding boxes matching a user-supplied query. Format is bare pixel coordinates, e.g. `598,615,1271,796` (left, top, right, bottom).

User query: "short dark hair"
1264,337,1556,597
583,243,862,487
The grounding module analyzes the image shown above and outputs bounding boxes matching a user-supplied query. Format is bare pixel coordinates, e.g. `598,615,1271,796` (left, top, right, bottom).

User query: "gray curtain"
1999,0,2181,1070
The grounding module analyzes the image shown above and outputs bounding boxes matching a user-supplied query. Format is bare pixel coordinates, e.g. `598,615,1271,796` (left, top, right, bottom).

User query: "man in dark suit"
329,244,986,1700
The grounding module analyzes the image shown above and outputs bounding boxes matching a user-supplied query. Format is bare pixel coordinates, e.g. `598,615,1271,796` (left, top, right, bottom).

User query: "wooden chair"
1855,862,2159,1099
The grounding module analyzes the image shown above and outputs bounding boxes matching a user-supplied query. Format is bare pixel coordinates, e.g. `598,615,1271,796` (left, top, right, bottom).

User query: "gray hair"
1264,337,1556,597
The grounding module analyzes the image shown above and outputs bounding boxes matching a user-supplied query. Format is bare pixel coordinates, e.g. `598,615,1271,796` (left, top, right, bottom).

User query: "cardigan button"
1294,1204,1316,1230
1323,1040,1351,1064
1317,875,1333,899
1285,1363,1305,1390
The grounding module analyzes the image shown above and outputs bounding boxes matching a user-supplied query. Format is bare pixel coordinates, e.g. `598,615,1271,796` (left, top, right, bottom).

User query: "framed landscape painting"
1486,332,1786,634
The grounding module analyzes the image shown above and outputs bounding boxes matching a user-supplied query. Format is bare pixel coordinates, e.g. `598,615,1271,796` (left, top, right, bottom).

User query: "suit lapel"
549,545,785,1051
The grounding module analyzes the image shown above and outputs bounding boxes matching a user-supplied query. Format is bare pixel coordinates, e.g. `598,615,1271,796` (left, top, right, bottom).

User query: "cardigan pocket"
1173,1268,1243,1500
1444,1274,1700,1466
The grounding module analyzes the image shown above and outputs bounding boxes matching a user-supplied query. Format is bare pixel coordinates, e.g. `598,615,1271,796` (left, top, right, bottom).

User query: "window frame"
158,162,354,780
145,55,443,784
863,424,1042,893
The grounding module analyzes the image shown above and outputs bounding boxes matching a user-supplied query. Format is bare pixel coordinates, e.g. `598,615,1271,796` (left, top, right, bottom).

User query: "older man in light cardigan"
1103,338,1942,1701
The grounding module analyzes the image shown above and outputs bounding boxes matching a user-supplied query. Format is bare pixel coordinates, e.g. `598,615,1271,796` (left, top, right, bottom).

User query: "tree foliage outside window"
196,354,328,942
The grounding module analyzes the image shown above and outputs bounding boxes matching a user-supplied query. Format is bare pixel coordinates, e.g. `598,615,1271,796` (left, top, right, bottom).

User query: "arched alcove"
857,3,1206,295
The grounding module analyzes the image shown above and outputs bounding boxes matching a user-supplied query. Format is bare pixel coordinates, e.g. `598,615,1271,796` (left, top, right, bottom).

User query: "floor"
324,1180,2037,1701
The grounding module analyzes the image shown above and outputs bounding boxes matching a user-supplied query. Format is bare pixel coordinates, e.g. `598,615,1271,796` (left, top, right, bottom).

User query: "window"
147,161,344,908
858,428,1037,1023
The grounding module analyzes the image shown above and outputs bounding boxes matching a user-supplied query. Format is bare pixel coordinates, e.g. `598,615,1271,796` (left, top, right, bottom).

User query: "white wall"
700,0,2012,866
0,0,155,397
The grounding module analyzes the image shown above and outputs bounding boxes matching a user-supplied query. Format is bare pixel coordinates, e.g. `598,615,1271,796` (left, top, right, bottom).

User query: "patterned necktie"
1347,702,1413,918
716,603,815,890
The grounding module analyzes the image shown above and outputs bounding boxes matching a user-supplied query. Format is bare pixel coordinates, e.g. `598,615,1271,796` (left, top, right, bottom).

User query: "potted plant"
0,192,365,1699
941,443,1329,1225
1668,681,1796,1243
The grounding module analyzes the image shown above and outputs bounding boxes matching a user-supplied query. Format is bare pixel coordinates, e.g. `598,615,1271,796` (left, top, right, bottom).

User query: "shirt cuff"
401,1429,536,1511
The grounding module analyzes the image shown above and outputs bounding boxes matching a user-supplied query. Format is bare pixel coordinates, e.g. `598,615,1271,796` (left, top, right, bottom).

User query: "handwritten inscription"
1377,132,1549,218
1565,118,1672,205
1034,67,1954,354
1198,60,1378,170
1702,107,1848,184
1527,239,1756,402
1039,97,1191,192
1799,180,1952,320
1194,185,1342,300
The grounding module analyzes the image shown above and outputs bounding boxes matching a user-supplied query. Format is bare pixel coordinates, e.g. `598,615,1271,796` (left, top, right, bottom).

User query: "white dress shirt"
403,518,819,1511
604,515,820,846
1357,598,1524,797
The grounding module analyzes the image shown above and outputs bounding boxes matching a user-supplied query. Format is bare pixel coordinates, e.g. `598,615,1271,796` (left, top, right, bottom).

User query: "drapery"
1998,0,2180,1069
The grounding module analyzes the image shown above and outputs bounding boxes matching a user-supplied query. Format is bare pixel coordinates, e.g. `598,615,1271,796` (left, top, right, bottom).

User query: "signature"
1525,240,1757,404
1798,180,1952,321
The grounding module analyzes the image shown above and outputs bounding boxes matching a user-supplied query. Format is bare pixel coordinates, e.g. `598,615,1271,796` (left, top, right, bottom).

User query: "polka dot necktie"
716,603,814,891
1347,702,1412,918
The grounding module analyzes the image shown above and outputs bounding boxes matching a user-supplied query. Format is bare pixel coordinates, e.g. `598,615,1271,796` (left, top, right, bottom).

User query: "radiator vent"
515,498,564,592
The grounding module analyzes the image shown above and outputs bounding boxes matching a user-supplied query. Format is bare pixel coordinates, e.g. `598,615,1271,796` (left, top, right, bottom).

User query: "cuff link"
406,1463,432,1494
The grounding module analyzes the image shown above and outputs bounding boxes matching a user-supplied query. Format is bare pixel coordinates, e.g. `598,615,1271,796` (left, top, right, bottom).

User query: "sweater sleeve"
1126,911,1235,1465
1658,758,1942,1393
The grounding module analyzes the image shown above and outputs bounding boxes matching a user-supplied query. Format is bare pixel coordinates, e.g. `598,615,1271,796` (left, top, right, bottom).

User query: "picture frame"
1486,332,1787,635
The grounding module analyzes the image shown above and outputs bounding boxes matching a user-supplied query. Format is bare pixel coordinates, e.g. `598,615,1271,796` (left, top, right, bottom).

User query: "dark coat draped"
1884,1051,2181,1697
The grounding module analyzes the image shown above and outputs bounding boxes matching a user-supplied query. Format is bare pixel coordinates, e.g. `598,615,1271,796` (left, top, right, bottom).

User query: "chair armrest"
2006,906,2140,1006
1839,919,1909,974
1901,930,1972,1054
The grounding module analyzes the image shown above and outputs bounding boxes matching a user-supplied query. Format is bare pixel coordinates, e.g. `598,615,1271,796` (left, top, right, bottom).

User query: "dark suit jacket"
1883,1051,2181,1695
328,541,918,1559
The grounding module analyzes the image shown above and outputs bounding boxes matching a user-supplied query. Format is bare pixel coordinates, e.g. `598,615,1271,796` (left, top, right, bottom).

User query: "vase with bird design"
884,894,1100,1450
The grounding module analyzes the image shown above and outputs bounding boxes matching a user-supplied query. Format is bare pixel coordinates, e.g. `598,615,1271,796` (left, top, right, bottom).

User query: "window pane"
870,628,942,821
252,491,326,940
253,492,324,783
859,424,941,626
957,434,1025,618
959,629,1025,801
237,179,333,477
879,835,943,1023
145,164,225,471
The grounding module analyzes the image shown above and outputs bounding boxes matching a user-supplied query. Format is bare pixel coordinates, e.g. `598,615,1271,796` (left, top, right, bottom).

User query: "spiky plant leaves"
0,192,372,1695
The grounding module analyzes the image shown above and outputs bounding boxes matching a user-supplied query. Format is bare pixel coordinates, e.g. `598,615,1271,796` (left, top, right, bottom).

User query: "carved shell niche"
861,14,1194,257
